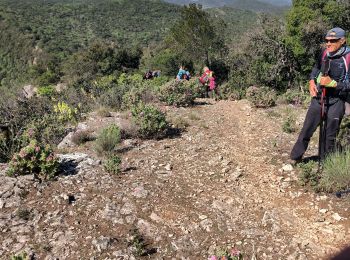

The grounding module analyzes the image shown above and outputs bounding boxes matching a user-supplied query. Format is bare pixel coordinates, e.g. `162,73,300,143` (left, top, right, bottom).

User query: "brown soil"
3,98,350,259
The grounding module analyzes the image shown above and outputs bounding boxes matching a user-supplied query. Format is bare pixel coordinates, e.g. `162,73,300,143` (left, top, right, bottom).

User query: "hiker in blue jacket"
291,27,350,161
176,66,191,81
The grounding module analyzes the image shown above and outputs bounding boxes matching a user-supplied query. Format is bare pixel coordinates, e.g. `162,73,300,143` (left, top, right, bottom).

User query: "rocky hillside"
1,98,350,259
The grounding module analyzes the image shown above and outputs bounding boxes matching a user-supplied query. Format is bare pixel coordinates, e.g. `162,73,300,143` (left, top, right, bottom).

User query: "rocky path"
1,99,350,259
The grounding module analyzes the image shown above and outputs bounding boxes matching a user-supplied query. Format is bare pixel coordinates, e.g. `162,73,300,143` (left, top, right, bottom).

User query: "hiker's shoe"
286,157,302,166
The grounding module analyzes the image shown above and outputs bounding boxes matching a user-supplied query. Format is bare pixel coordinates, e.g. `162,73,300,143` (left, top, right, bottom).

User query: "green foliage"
122,86,158,110
7,140,59,180
210,247,243,260
103,154,122,175
0,95,68,162
158,79,198,107
96,107,111,118
10,252,29,260
298,160,319,188
128,228,149,257
94,124,121,155
278,88,310,106
131,102,168,139
282,114,296,133
319,149,350,192
62,42,142,93
0,0,180,86
16,208,31,221
285,0,350,74
37,85,56,97
54,101,78,123
168,3,227,65
246,86,276,108
337,117,350,150
219,83,246,100
228,15,297,93
97,84,130,110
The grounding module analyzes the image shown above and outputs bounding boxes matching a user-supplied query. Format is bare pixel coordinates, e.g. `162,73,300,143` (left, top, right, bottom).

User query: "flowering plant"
7,140,59,180
209,247,243,260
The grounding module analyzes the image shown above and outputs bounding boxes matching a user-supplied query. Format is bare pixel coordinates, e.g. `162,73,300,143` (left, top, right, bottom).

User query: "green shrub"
219,83,245,100
94,124,121,155
246,86,276,108
337,117,350,150
298,160,319,188
54,101,78,123
96,107,111,117
103,154,122,174
97,84,130,110
278,88,309,106
319,149,350,192
0,95,59,162
122,86,157,110
37,85,56,97
158,79,198,107
131,102,168,139
282,109,296,133
7,140,59,180
11,252,28,260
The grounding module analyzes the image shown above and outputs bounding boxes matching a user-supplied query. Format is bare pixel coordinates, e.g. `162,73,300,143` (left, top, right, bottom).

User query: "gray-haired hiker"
291,27,350,162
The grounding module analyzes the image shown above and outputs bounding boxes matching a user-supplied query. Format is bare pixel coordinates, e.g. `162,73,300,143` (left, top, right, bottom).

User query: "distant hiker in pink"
199,66,219,99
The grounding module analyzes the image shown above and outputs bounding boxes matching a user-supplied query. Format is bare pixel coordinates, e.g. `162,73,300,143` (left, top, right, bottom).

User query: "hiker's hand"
309,80,317,97
320,76,337,88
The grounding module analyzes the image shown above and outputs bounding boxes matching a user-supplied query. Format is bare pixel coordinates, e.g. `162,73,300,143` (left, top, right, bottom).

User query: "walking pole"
318,57,330,164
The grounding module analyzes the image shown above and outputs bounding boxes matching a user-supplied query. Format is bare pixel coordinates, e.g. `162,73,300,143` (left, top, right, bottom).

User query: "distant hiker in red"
199,66,219,99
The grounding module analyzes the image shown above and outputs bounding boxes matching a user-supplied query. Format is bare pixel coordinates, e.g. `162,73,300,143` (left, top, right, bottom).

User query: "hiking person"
199,66,218,98
143,70,153,80
290,27,350,162
176,66,190,81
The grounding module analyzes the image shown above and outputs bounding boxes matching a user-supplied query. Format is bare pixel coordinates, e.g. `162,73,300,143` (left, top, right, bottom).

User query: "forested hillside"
0,0,260,88
0,0,180,87
163,0,290,13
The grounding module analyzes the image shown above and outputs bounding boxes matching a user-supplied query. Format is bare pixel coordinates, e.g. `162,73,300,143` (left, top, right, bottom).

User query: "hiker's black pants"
290,98,345,160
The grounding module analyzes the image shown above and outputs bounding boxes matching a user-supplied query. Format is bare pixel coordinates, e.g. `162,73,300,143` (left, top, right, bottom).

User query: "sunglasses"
325,38,340,43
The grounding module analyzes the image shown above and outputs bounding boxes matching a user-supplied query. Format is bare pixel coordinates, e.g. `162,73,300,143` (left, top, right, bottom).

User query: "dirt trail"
1,98,350,259
120,99,350,259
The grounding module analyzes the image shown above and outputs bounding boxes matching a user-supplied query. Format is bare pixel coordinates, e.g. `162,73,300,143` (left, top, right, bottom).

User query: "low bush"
282,108,296,133
337,117,350,150
298,160,319,188
158,79,199,107
97,84,130,110
7,140,59,180
103,154,122,174
277,88,309,106
94,124,121,155
131,102,168,139
122,86,158,110
219,83,245,101
318,149,350,192
96,107,111,117
37,85,56,97
246,86,276,108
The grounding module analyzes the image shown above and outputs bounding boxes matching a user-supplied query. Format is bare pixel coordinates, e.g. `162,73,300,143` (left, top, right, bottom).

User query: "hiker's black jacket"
310,46,350,102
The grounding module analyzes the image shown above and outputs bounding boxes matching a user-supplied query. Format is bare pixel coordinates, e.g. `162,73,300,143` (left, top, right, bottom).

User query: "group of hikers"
175,65,218,98
143,70,161,80
144,27,350,164
144,65,219,98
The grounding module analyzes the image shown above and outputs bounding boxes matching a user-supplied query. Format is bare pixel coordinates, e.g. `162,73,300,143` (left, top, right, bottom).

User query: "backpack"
199,71,211,84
